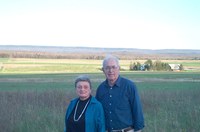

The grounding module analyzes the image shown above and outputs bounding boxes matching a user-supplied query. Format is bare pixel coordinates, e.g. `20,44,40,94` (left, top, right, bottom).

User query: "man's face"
103,59,120,83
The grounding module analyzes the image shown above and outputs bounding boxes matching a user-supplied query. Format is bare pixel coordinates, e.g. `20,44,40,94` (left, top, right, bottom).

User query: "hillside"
0,45,200,60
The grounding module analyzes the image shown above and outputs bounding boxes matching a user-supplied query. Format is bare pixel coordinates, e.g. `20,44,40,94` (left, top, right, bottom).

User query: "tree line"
0,51,106,60
129,59,184,71
0,50,199,60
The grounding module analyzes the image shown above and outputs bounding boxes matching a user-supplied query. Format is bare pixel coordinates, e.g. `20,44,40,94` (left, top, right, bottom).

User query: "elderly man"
96,55,144,132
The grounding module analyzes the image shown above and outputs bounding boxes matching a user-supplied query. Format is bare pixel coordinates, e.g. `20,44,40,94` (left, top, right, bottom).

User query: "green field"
1,58,200,73
0,58,200,132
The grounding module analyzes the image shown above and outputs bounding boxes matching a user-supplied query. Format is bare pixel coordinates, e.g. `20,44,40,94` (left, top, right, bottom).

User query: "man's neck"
108,80,115,87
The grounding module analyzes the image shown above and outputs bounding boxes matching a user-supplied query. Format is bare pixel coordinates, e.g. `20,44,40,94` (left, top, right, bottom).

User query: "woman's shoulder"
69,98,78,105
90,96,102,105
89,97,104,110
90,96,98,102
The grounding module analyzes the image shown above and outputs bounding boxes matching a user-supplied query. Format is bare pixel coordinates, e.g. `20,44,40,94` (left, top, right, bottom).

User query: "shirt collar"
105,75,121,87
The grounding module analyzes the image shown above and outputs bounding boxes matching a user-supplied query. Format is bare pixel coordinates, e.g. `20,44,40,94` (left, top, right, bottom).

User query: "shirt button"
109,103,112,105
110,120,112,122
110,95,112,97
110,111,112,114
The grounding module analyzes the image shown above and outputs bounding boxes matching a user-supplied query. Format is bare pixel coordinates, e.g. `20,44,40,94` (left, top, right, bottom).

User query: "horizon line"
0,44,199,51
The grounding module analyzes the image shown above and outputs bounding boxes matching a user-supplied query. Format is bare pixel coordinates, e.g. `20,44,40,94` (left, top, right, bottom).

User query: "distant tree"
129,61,134,71
136,62,141,70
179,64,184,71
0,53,10,58
129,59,176,71
162,63,171,71
129,61,141,71
153,60,162,71
153,60,171,71
144,59,153,71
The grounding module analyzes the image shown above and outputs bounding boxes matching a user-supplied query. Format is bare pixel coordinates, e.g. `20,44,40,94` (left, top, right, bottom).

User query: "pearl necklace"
73,99,90,122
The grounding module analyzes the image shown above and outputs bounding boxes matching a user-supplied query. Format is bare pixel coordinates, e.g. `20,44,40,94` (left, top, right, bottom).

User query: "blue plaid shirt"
96,76,144,131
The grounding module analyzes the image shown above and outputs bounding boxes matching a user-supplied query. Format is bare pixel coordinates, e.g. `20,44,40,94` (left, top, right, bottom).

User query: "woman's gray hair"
102,55,119,68
75,75,92,89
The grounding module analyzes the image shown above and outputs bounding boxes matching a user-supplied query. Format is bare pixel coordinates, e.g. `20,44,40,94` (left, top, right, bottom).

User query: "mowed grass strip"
1,58,200,73
2,64,101,73
1,58,102,73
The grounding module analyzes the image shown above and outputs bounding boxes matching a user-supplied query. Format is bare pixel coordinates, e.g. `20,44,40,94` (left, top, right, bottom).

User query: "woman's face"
76,81,91,100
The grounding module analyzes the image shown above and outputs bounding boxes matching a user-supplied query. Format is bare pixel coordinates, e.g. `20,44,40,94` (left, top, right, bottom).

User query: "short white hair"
102,55,119,68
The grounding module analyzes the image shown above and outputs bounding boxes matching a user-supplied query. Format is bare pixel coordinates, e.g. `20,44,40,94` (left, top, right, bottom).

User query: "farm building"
169,64,181,71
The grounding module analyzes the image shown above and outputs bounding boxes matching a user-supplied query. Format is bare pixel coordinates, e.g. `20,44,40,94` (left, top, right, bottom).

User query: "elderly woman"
64,75,105,132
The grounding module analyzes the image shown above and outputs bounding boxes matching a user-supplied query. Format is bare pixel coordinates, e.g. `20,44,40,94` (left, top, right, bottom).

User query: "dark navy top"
67,96,91,132
96,75,144,131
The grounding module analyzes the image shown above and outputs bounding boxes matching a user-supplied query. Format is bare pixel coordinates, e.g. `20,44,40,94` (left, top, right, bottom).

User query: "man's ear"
102,67,105,73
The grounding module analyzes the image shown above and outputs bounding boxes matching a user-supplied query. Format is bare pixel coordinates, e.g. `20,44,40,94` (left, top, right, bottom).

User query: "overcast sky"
0,0,200,49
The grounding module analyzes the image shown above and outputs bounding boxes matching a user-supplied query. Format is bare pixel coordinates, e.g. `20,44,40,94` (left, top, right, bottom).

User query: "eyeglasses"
104,66,119,71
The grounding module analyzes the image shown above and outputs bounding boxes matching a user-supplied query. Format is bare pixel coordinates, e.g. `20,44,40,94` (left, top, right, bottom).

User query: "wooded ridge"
1,45,200,60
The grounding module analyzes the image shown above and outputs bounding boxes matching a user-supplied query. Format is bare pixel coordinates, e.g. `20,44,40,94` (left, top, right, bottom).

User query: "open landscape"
1,0,200,131
0,46,200,132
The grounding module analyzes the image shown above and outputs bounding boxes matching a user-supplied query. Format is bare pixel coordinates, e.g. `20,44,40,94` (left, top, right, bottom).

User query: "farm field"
0,58,200,132
1,58,200,73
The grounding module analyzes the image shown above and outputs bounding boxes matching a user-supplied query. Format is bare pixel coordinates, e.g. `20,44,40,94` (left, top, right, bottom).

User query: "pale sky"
0,0,200,49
